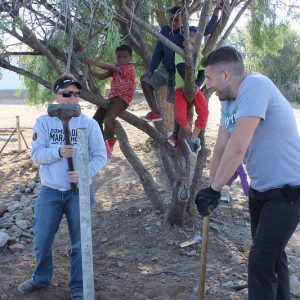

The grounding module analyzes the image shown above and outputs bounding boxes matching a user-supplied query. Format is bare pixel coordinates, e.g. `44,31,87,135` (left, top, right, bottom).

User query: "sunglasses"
58,90,80,98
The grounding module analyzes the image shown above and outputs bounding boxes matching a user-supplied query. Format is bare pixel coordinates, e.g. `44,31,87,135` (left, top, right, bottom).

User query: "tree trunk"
160,86,174,134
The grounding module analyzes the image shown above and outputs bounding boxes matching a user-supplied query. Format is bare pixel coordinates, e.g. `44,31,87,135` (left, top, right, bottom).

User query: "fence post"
77,128,95,300
16,116,21,153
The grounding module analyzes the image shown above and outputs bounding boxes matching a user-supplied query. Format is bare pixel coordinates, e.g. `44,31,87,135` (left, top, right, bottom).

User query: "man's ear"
223,69,231,82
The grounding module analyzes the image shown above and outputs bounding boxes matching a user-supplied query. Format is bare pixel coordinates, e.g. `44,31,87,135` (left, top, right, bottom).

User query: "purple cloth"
227,164,250,196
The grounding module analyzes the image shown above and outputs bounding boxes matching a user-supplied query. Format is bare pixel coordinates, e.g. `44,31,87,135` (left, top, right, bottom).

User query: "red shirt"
108,64,135,104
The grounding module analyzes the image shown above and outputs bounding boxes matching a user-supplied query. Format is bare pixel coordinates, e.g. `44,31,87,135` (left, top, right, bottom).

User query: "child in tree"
167,29,209,157
85,44,135,157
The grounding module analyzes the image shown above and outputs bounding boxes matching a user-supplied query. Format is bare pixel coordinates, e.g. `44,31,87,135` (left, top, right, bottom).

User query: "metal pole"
77,128,94,300
16,116,21,153
199,215,210,300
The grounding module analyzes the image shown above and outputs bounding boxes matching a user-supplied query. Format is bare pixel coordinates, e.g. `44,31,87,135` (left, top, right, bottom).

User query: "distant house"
0,67,27,102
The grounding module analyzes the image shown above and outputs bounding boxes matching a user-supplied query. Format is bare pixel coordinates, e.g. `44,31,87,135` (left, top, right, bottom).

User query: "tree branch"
115,121,165,212
217,0,253,47
194,0,212,57
0,57,51,89
121,0,185,57
5,52,42,56
16,16,63,74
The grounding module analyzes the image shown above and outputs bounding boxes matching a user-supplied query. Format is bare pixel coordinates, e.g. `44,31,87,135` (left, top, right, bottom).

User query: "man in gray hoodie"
18,74,107,300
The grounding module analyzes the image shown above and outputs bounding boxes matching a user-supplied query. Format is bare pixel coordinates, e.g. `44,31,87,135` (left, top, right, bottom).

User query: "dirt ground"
1,94,300,300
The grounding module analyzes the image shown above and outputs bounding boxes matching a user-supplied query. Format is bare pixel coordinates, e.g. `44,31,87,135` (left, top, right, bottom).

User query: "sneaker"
18,279,43,295
184,137,201,157
220,185,232,202
195,137,202,153
141,112,163,122
167,134,177,147
107,137,117,151
105,140,112,158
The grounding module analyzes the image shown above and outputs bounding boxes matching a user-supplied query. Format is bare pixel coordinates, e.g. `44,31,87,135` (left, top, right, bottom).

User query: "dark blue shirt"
149,14,218,73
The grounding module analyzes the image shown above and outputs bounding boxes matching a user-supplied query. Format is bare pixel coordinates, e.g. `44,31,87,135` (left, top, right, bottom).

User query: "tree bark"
159,86,174,134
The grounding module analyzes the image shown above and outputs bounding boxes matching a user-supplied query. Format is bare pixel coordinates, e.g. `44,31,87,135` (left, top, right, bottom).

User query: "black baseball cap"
53,78,82,94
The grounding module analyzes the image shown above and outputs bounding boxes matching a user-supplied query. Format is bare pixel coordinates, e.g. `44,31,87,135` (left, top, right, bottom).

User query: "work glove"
194,186,221,216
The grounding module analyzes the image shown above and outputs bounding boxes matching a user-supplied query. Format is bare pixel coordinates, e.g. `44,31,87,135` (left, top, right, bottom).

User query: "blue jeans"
248,186,300,300
31,186,93,298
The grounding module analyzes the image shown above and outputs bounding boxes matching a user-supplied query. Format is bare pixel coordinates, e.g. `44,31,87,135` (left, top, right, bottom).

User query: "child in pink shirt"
86,45,135,157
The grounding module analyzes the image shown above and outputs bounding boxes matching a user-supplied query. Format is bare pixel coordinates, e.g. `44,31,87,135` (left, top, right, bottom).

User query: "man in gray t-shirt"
194,46,300,300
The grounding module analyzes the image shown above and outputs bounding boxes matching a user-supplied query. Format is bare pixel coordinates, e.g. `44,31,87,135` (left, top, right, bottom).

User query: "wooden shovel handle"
199,214,210,300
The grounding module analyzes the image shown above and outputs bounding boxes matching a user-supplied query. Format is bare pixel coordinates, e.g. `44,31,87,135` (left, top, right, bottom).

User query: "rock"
22,207,33,216
222,281,234,287
20,195,31,206
16,219,29,230
13,212,25,220
8,237,17,244
18,184,26,193
231,254,243,264
11,193,22,201
11,231,22,238
8,243,24,253
209,223,221,232
186,250,197,257
167,240,174,246
156,220,161,226
243,240,252,253
290,274,300,297
27,181,36,190
24,216,33,224
0,232,9,247
0,206,7,218
0,223,14,229
7,204,19,212
178,249,185,256
117,261,125,268
25,188,32,193
243,212,250,220
21,231,34,239
11,225,23,234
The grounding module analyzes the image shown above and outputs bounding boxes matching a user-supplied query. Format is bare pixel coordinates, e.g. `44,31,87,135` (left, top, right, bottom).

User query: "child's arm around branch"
85,58,121,80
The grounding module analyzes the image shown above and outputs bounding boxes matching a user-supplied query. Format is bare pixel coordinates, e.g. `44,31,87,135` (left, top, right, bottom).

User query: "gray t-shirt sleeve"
220,102,227,128
235,77,271,121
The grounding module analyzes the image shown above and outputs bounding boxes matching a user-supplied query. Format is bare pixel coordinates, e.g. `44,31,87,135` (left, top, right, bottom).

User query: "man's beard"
217,87,233,101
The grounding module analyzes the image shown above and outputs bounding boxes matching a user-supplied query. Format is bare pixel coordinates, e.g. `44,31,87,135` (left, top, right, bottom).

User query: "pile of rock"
0,180,40,253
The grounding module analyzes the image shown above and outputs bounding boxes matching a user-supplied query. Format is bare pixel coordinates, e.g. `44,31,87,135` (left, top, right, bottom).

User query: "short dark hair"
116,44,132,57
167,6,182,17
201,46,245,75
201,46,244,68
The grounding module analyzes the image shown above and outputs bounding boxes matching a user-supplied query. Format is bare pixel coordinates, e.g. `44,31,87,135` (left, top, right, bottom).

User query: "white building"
0,67,26,103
